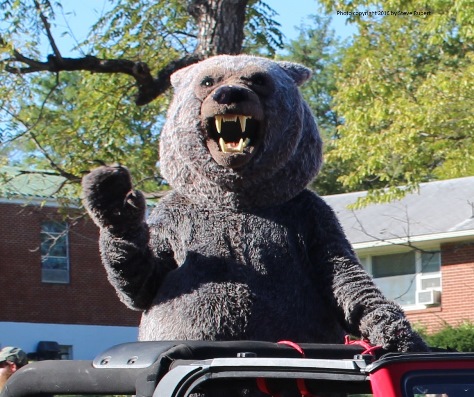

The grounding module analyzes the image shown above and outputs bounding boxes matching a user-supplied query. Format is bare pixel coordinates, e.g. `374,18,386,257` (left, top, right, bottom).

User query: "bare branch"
136,54,203,105
351,207,437,255
5,51,203,105
33,0,63,62
28,131,81,183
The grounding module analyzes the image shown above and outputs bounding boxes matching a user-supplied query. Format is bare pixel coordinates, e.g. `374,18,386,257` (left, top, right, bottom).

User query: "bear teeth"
214,115,253,153
219,137,251,153
215,115,250,134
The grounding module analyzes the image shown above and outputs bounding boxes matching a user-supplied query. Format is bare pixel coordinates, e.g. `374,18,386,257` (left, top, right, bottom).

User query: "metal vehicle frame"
2,341,474,397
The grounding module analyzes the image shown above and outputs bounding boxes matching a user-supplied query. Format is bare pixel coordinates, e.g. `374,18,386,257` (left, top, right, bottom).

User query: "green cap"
0,347,28,367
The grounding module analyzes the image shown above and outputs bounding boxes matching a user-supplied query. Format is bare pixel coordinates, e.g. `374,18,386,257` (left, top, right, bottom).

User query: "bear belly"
137,242,345,343
138,279,253,341
139,201,346,343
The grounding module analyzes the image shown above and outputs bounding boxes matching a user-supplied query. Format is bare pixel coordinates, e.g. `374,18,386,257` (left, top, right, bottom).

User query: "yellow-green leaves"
322,0,474,203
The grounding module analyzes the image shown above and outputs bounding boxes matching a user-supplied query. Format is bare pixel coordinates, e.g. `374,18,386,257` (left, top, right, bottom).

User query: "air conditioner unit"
417,289,441,306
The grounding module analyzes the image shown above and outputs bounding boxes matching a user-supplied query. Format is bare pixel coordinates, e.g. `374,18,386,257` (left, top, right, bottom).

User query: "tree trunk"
189,0,248,56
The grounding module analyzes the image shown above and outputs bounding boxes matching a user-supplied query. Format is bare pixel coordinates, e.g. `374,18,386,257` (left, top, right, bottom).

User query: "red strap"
278,341,316,397
296,378,314,397
256,377,279,397
257,340,310,397
344,335,382,356
277,340,305,356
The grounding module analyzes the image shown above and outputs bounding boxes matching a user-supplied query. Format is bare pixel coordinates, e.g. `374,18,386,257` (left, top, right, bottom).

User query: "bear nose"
212,85,249,104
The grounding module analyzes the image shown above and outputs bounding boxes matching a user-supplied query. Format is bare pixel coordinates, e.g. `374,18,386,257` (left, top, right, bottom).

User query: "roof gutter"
353,229,474,253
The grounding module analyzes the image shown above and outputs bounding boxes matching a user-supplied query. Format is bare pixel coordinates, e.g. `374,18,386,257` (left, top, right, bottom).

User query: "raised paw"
82,165,146,231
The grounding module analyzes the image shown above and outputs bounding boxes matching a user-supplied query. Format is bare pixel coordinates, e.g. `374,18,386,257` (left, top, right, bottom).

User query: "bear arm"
309,203,429,352
99,224,177,311
328,255,429,352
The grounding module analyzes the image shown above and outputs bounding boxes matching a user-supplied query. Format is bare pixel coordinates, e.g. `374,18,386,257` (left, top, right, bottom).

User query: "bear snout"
212,85,250,105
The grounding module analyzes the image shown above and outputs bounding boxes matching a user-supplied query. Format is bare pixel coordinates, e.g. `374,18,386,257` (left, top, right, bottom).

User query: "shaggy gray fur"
82,55,427,352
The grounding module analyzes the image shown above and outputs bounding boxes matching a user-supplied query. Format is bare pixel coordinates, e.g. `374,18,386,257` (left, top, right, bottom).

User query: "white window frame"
40,221,70,284
359,248,441,310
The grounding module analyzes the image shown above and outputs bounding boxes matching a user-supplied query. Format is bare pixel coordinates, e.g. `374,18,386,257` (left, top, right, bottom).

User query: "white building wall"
0,322,138,360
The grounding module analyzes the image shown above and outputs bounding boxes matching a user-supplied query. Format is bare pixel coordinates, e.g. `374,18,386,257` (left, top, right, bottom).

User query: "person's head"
0,347,28,390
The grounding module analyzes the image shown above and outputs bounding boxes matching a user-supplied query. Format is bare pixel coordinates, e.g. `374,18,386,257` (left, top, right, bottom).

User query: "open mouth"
211,114,259,154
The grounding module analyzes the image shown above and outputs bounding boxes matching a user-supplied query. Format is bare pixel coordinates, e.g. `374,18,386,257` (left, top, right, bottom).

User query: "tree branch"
5,51,203,105
136,54,203,105
33,0,63,62
28,131,81,183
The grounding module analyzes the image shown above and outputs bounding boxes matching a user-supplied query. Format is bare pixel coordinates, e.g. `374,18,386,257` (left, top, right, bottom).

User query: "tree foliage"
280,15,352,196
3,0,473,203
319,0,474,204
0,0,283,196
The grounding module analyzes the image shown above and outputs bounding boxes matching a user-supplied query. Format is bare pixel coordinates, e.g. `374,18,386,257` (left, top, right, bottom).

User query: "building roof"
323,177,474,248
0,166,75,201
0,166,165,204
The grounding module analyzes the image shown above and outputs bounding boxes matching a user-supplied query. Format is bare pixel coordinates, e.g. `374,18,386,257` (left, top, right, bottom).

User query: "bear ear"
170,63,197,89
277,61,312,86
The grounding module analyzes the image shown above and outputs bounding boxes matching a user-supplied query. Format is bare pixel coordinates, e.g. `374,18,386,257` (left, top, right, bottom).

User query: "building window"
41,221,70,284
59,345,73,359
360,250,441,308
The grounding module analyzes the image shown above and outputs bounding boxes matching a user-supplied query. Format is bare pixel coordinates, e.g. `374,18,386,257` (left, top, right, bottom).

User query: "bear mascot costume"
82,55,428,352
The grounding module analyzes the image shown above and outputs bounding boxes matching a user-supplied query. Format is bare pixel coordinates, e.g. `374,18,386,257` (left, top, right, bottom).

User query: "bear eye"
201,76,215,87
249,73,267,86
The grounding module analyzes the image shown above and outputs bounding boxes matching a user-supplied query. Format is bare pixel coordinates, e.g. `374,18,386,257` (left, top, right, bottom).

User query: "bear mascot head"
160,55,322,209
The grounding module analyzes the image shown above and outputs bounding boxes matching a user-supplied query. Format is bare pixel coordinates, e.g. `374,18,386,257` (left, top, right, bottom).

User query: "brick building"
0,167,140,359
325,176,474,334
